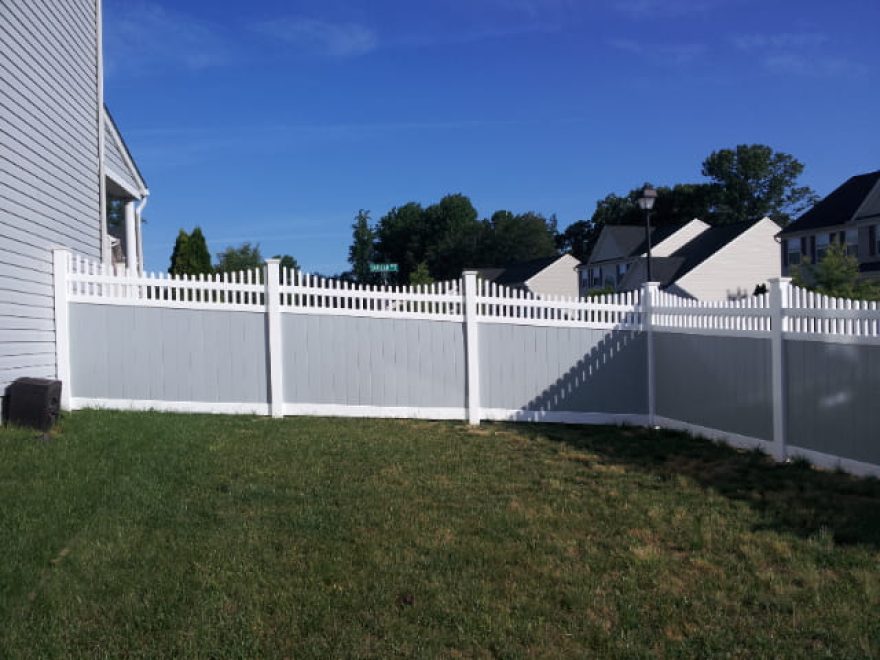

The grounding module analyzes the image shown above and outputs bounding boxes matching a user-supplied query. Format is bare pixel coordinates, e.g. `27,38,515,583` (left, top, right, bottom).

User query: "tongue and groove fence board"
53,249,880,477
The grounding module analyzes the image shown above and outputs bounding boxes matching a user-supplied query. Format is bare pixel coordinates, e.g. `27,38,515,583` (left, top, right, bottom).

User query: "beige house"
580,218,782,301
476,254,581,298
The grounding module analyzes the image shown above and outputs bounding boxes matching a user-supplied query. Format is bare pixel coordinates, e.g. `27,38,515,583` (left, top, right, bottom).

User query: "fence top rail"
652,306,771,318
477,280,641,305
61,254,880,338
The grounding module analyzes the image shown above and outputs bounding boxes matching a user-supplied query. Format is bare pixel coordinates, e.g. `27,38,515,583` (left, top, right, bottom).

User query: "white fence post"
52,248,72,411
463,270,481,425
769,277,791,461
265,259,284,418
642,281,659,427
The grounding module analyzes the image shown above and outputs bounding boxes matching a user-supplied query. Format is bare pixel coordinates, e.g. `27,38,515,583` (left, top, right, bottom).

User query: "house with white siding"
580,218,781,300
476,254,581,299
1,0,147,397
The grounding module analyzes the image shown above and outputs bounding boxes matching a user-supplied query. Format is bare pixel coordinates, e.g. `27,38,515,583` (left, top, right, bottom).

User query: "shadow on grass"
518,423,880,550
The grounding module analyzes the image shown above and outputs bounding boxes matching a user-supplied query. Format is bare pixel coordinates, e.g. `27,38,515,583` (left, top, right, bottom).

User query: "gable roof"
476,254,574,287
617,219,763,289
587,223,689,265
666,219,758,281
780,170,880,235
104,105,148,198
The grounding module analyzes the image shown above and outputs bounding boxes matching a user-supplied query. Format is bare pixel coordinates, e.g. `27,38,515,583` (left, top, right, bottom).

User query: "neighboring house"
476,254,581,299
578,219,708,293
1,0,148,396
104,107,150,268
580,218,781,300
777,170,880,279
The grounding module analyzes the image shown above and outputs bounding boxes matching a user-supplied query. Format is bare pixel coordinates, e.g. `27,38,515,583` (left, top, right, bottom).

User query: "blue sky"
103,0,880,274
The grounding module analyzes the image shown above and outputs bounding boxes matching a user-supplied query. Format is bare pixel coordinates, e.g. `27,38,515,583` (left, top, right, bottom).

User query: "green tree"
169,227,212,276
274,254,299,271
565,184,716,263
372,195,483,281
480,211,558,266
215,242,263,273
188,228,212,273
793,242,879,300
701,144,817,226
409,262,434,286
348,209,375,283
556,219,597,262
169,230,190,275
422,194,483,280
373,202,426,282
589,184,717,229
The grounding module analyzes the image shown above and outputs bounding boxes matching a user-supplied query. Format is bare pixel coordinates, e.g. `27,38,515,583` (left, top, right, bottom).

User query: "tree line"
167,228,298,277
349,144,818,284
167,143,824,288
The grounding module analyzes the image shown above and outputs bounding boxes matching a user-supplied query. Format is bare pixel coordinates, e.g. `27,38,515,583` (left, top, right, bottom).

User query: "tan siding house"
669,218,782,300
582,218,781,301
476,254,581,298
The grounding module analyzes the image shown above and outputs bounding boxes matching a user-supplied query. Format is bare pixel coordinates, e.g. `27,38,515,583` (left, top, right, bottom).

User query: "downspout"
96,0,108,262
135,191,149,274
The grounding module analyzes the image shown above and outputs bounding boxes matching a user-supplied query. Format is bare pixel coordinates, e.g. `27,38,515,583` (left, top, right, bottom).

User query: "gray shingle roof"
666,220,758,282
618,220,762,289
476,255,571,287
590,223,688,263
779,170,880,235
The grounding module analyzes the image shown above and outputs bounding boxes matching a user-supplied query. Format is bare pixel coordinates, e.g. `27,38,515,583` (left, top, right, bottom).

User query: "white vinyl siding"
104,115,143,196
0,0,101,395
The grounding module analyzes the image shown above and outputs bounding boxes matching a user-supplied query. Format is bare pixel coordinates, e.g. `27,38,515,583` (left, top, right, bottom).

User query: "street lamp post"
638,186,658,283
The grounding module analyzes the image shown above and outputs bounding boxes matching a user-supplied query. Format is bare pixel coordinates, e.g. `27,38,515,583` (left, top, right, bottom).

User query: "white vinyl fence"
52,249,880,477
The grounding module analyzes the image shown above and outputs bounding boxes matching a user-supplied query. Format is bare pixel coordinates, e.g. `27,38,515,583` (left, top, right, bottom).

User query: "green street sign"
369,263,399,273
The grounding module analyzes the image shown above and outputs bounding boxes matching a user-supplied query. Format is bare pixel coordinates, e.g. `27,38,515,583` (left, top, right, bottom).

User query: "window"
786,239,801,266
873,225,880,257
816,233,831,262
590,267,602,288
616,262,629,284
845,229,859,258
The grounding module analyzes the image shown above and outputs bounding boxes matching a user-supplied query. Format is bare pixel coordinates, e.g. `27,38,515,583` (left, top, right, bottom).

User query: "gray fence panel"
69,304,268,403
478,325,647,415
282,314,466,409
655,332,773,441
786,340,880,466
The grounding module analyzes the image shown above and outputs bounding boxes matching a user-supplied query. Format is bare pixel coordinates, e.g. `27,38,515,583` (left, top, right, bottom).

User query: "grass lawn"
0,411,878,658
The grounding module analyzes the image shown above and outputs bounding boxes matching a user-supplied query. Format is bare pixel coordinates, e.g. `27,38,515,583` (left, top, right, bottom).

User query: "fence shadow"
514,422,880,550
495,328,646,419
490,326,880,549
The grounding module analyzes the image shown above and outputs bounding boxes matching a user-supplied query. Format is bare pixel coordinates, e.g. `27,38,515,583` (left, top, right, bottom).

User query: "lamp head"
638,186,658,211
